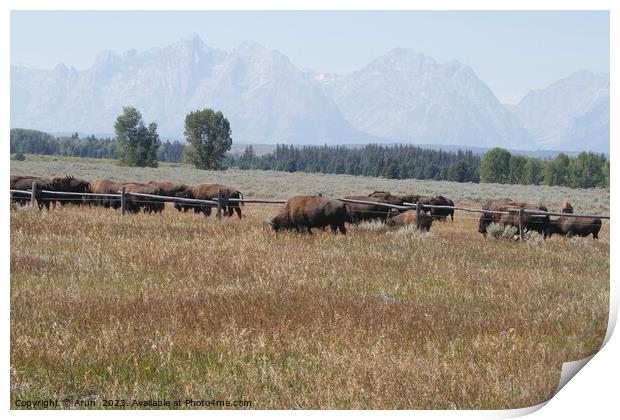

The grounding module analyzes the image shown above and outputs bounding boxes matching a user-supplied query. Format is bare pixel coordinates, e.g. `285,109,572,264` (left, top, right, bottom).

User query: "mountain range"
10,34,610,152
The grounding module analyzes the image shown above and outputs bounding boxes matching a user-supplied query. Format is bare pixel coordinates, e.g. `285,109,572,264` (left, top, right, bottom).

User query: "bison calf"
269,196,348,234
385,209,433,231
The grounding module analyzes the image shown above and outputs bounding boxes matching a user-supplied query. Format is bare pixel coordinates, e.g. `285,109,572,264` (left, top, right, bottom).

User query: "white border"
3,1,616,419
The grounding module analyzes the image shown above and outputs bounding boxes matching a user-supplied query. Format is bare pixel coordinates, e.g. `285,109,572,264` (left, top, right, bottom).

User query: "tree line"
10,126,609,189
479,147,609,189
10,128,185,163
235,144,481,182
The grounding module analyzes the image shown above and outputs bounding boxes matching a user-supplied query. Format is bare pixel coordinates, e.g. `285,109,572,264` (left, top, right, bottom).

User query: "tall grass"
10,199,609,409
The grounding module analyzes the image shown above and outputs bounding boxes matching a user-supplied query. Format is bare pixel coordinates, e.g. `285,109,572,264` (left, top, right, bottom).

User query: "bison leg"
338,223,347,235
234,207,242,218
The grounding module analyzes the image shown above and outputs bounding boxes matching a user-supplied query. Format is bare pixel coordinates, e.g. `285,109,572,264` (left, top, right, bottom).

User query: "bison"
10,175,44,207
11,177,56,210
269,196,348,234
478,199,550,238
385,209,433,231
368,191,405,206
50,175,92,206
343,195,393,224
546,216,602,239
91,179,126,209
175,183,244,218
416,195,455,221
148,181,189,197
122,183,165,214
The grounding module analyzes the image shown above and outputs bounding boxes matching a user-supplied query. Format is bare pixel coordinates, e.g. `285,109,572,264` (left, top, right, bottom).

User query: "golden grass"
10,201,609,409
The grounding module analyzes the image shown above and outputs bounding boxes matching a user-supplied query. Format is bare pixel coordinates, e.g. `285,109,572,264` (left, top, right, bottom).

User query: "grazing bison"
399,194,421,205
11,177,56,210
343,195,393,224
478,199,550,238
148,181,189,197
122,183,165,214
50,175,92,206
269,196,348,234
385,209,434,231
416,195,455,221
547,216,602,239
368,191,405,206
175,183,244,218
91,179,124,209
10,175,43,206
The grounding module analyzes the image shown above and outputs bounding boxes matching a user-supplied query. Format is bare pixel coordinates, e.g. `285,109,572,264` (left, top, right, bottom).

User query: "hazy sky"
10,10,609,104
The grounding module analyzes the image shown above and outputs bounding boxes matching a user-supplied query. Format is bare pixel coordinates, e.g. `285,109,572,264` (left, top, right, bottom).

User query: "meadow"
10,157,610,409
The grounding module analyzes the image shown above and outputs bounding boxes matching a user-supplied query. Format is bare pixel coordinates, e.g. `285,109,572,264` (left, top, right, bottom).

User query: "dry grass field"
10,157,610,409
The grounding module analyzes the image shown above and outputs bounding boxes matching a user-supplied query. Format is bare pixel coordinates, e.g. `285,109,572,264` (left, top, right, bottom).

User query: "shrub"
358,220,388,232
12,152,26,161
487,223,518,240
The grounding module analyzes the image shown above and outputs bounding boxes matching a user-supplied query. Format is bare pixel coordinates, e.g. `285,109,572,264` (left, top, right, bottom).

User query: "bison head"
268,217,281,232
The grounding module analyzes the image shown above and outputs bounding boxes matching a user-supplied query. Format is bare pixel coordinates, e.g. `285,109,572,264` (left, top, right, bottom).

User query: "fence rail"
10,182,610,239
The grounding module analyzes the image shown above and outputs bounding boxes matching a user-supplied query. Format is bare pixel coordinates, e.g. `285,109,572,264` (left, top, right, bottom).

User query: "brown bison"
91,179,124,209
10,174,42,187
368,191,405,206
122,183,165,213
50,175,92,206
269,196,348,234
546,216,602,239
175,183,244,218
10,175,44,206
385,209,433,231
343,195,393,224
416,195,455,221
148,181,189,197
11,177,56,210
478,199,550,238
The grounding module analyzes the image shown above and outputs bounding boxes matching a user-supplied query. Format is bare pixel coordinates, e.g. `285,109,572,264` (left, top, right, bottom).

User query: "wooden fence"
10,182,610,239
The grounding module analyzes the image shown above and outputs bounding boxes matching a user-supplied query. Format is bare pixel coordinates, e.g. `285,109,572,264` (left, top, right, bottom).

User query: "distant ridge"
11,34,609,153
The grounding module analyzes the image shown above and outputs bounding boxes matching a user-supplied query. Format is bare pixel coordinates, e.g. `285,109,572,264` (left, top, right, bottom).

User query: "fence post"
415,203,421,230
120,186,126,216
216,189,223,220
518,208,524,241
30,181,38,207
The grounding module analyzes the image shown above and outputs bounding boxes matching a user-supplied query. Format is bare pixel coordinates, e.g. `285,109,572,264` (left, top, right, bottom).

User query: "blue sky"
10,10,609,104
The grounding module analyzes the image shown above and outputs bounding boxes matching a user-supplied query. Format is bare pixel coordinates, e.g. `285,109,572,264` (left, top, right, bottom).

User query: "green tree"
184,109,232,170
522,158,544,185
543,153,570,186
480,148,512,183
114,107,159,167
508,155,527,184
568,152,607,188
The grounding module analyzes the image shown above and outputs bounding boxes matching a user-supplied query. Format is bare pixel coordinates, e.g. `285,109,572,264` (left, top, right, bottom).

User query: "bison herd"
10,175,243,217
10,174,602,239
